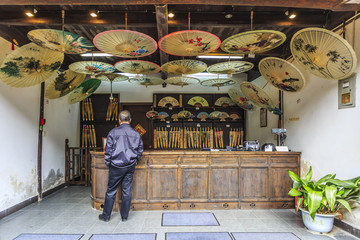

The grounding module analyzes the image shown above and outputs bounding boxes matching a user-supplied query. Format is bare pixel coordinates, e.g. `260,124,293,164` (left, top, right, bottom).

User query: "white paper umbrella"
0,43,64,88
28,29,94,54
93,30,157,58
259,57,305,92
45,69,86,99
240,82,273,108
158,30,221,56
200,78,236,90
69,61,116,76
161,60,207,75
129,76,164,87
290,27,357,80
68,78,101,104
207,61,254,76
228,88,255,110
97,73,129,82
114,60,161,75
165,76,200,87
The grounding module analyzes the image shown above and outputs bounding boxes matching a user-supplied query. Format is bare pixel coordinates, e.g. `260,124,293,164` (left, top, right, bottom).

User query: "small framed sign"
260,108,267,127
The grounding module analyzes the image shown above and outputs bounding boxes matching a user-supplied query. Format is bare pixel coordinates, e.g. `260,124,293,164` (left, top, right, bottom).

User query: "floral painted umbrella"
158,30,221,56
128,76,164,87
228,88,254,111
290,27,357,80
0,43,64,88
69,61,116,77
28,29,94,54
161,60,207,75
221,30,286,55
259,57,305,92
67,78,101,104
207,61,254,77
45,69,86,99
200,78,236,90
93,30,157,58
165,76,200,87
114,60,161,75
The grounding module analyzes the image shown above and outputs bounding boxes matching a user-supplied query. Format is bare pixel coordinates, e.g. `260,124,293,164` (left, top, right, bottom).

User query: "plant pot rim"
299,207,339,218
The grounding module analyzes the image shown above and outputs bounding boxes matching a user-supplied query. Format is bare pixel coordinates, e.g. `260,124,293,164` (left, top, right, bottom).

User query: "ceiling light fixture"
225,6,233,19
289,13,297,19
197,55,244,59
25,7,37,17
90,9,98,18
168,12,175,18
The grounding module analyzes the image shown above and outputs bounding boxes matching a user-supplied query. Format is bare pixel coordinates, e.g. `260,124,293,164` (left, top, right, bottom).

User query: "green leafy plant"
288,167,360,219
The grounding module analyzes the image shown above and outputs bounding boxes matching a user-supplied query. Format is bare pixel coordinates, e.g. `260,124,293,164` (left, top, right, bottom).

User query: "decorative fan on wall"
28,29,94,54
259,57,305,92
221,30,286,55
214,97,236,107
188,96,209,107
200,78,236,90
45,70,86,99
158,30,221,56
0,43,64,88
68,78,101,104
161,60,207,75
93,30,157,58
207,61,254,77
128,76,164,87
290,27,357,80
114,60,161,75
228,88,254,111
69,61,116,76
158,96,180,107
165,76,200,87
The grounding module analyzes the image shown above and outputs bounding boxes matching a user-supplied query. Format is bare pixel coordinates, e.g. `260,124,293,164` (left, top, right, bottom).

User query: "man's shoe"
121,216,127,222
98,214,110,222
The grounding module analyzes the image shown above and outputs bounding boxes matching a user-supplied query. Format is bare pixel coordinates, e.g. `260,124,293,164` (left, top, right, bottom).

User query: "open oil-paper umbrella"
259,57,305,92
161,60,207,75
200,78,236,90
67,78,101,104
28,29,94,54
98,73,129,101
0,43,64,88
129,76,164,87
93,30,157,58
228,88,254,111
207,61,254,77
69,61,116,77
165,76,200,87
45,69,86,99
114,60,160,75
290,27,357,80
221,30,286,55
158,30,221,56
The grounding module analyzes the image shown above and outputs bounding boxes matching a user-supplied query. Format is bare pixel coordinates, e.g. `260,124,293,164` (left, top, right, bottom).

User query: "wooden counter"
91,151,300,211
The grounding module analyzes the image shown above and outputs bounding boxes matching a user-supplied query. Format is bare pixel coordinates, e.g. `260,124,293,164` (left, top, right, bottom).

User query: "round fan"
214,96,236,107
114,60,161,75
67,78,101,104
69,61,116,76
229,112,241,120
188,96,209,107
28,29,94,54
259,57,305,92
97,73,129,82
209,111,222,119
290,27,357,80
161,60,207,75
228,88,254,110
157,112,169,121
165,76,200,87
178,110,192,118
146,110,158,119
207,61,254,76
45,70,86,99
221,30,286,54
93,30,157,58
128,76,164,87
158,96,180,107
158,30,221,56
200,78,236,90
0,43,64,88
197,112,209,121
240,82,273,109
220,112,230,121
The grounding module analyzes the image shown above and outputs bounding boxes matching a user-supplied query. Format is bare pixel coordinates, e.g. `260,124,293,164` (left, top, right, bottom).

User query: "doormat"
89,233,156,240
231,232,300,240
162,212,219,226
166,232,231,240
14,234,83,240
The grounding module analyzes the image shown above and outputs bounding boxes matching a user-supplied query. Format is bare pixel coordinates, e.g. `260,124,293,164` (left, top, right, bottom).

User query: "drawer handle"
163,204,169,210
249,203,256,208
282,203,289,208
190,203,196,208
223,203,229,208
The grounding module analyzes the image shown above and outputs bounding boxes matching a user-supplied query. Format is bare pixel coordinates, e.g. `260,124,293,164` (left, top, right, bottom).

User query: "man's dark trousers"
102,163,136,219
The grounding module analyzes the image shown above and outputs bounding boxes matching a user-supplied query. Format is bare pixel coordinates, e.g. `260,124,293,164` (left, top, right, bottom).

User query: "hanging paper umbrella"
97,73,129,82
0,43,64,88
207,61,254,77
129,76,164,87
45,69,86,99
67,78,101,104
28,29,94,54
114,60,160,75
69,61,116,77
290,27,357,80
165,76,200,87
221,30,286,55
228,88,254,111
158,30,221,56
259,57,305,92
200,78,236,90
93,30,157,58
161,60,207,75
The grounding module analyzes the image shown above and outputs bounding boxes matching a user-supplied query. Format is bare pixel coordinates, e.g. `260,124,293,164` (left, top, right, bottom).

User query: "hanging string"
125,12,128,30
250,10,253,31
61,10,65,31
188,12,191,30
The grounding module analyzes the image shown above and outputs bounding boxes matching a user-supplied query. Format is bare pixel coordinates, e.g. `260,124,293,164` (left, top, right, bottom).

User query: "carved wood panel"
131,168,147,200
270,167,298,200
241,167,268,200
181,168,208,199
149,168,177,200
211,168,238,199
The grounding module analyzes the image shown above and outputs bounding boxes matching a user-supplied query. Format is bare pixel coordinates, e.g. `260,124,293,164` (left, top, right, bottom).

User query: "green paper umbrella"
67,78,101,104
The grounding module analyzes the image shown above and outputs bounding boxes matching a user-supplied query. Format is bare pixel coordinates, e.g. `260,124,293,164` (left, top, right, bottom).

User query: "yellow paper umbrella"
207,61,254,77
200,78,236,90
240,82,273,109
128,76,164,87
259,57,305,92
45,69,86,99
165,76,200,87
158,30,221,56
67,78,101,104
97,73,129,82
221,30,286,54
290,27,357,80
228,88,255,111
28,29,94,54
0,43,64,88
69,61,116,77
161,60,207,75
114,60,161,75
93,30,157,58
214,96,236,107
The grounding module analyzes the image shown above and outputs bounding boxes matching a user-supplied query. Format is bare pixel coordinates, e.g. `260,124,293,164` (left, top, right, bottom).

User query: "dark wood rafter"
155,4,169,78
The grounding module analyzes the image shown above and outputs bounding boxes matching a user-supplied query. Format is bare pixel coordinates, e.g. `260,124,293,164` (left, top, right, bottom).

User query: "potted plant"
288,167,360,233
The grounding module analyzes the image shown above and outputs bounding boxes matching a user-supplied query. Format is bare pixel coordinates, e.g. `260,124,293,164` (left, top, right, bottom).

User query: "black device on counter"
244,140,260,151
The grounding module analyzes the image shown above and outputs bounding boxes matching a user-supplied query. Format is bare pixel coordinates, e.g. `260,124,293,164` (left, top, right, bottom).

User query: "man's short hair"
119,110,131,122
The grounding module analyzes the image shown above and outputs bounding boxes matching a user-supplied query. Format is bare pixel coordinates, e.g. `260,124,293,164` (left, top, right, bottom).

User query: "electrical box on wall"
338,73,356,109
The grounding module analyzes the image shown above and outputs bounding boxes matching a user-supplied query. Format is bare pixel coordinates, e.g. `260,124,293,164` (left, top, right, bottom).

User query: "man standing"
99,110,143,222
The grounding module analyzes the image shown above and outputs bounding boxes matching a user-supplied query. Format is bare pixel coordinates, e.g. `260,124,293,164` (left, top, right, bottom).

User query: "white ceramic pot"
300,208,337,233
